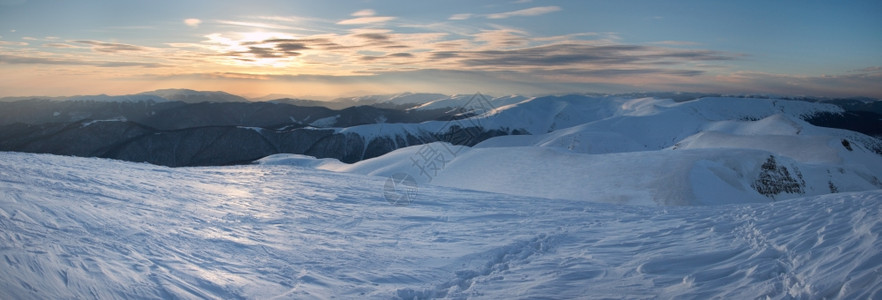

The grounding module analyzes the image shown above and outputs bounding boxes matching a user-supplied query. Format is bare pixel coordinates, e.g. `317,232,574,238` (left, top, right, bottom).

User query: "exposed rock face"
752,155,806,199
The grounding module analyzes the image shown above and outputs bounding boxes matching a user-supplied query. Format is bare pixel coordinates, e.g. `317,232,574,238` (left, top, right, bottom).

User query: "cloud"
223,38,313,59
473,29,529,48
275,42,309,52
338,9,395,25
0,54,165,68
75,40,146,53
703,71,882,98
244,46,303,58
464,44,731,68
449,13,472,21
197,27,733,84
533,68,705,78
230,46,300,59
216,20,298,30
850,66,881,73
649,41,701,46
184,18,202,28
362,52,414,61
422,42,735,79
337,16,396,25
42,43,78,48
0,41,27,46
351,9,376,17
157,22,872,98
486,6,561,19
354,33,391,41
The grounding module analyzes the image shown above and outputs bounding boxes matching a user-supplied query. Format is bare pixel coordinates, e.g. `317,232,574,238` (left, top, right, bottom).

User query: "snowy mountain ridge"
260,96,882,206
2,93,882,298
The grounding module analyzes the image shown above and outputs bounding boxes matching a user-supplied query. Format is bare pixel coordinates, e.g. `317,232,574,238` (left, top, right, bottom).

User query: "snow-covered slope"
263,96,881,206
334,93,528,111
307,95,850,158
478,95,843,137
2,152,881,299
407,94,529,111
340,93,450,106
298,140,882,206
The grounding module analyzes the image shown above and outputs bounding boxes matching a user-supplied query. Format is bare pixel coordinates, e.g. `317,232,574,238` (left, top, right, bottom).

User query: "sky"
0,0,880,99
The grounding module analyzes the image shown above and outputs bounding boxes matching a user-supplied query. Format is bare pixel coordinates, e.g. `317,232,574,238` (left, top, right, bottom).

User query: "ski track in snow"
1,152,881,299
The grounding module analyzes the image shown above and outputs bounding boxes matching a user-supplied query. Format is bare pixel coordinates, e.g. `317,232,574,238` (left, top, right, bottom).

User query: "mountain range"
2,89,882,298
1,89,880,168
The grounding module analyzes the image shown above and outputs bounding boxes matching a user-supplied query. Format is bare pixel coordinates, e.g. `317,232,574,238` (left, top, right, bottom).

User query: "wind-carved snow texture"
1,152,881,299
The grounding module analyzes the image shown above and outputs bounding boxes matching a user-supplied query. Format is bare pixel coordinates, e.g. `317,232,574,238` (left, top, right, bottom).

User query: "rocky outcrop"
752,155,806,200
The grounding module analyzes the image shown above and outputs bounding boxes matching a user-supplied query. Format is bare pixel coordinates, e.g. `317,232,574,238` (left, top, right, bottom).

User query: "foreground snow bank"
2,152,881,299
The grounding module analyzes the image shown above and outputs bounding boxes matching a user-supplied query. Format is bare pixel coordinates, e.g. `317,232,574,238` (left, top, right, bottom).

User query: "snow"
286,97,882,206
236,126,264,133
1,152,881,299
2,95,881,298
256,153,346,169
336,121,442,143
478,96,842,135
309,114,339,127
334,93,527,111
305,142,882,206
304,96,850,161
80,117,128,127
408,94,529,111
342,93,450,106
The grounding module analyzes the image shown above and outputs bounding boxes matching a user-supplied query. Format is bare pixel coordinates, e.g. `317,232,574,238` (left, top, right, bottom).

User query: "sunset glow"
1,0,880,98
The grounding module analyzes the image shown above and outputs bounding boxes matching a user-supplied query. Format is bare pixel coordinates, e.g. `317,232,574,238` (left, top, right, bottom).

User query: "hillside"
1,152,881,298
1,93,880,170
260,96,882,206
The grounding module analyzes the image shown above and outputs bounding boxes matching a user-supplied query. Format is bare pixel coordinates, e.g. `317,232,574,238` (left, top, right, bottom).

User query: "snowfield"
3,96,882,299
264,97,882,206
1,151,881,299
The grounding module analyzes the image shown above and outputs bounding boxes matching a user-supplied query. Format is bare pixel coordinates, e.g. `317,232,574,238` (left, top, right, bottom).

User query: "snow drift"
1,152,881,299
